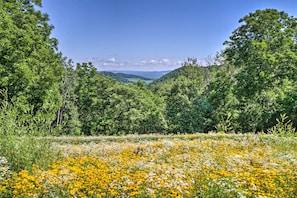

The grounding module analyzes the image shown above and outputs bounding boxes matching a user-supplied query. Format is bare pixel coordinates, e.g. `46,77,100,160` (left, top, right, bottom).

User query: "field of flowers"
0,134,296,197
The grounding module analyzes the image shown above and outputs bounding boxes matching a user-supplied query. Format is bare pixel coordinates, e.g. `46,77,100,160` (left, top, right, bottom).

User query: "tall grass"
0,93,61,172
0,135,60,172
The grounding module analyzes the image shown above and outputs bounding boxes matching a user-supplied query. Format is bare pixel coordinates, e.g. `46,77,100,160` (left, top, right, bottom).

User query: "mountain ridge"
100,70,172,80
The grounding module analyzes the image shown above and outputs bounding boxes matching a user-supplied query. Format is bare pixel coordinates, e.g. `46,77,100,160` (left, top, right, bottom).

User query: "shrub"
268,114,296,137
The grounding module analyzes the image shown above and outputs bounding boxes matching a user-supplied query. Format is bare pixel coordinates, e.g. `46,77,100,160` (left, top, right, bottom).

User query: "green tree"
165,83,192,133
224,9,297,98
223,9,297,131
206,64,239,132
55,59,81,135
74,62,107,135
0,0,64,133
151,58,221,133
136,81,167,133
74,62,167,135
99,83,167,135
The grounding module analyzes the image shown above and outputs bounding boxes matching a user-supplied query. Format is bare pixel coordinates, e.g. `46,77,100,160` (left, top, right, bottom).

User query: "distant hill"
100,71,158,84
100,71,130,83
149,65,222,95
100,70,171,84
103,70,171,80
116,73,153,80
151,65,221,85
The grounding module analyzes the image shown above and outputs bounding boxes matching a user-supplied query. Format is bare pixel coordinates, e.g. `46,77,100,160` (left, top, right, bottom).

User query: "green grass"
0,134,61,172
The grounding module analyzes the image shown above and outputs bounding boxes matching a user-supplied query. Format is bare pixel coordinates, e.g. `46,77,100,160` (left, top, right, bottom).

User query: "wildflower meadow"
0,134,296,197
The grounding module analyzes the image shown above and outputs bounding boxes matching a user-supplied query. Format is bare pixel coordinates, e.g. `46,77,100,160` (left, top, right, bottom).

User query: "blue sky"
41,0,297,71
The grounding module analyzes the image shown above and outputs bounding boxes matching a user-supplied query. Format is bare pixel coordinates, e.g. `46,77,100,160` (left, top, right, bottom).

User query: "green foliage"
0,0,64,134
191,96,213,132
206,64,239,132
268,114,296,137
101,84,165,135
224,9,297,72
0,91,53,136
73,62,167,135
0,93,60,172
54,59,81,135
151,58,221,133
74,62,107,135
1,4,297,135
221,8,297,132
216,113,235,134
165,83,192,133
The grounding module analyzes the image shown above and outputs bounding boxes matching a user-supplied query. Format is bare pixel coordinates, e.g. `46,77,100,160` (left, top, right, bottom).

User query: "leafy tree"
206,63,240,132
191,96,213,132
151,59,221,133
224,9,297,95
74,62,167,135
74,62,107,135
165,83,192,133
0,0,64,133
136,81,167,133
55,59,81,135
223,9,297,131
98,82,167,135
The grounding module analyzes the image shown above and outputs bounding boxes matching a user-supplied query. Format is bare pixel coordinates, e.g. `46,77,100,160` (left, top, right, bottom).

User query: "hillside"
149,64,222,96
100,71,130,83
152,64,221,84
103,70,171,79
100,71,156,84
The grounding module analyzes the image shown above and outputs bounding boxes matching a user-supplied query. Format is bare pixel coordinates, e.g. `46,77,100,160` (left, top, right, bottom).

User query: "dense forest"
1,1,297,136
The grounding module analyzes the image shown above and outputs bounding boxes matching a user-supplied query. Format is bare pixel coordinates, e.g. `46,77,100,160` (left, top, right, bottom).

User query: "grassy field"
0,134,296,197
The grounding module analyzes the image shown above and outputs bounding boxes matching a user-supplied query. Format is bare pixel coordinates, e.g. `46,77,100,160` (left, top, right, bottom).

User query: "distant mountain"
100,71,162,84
102,70,171,80
151,65,221,85
100,71,130,83
115,73,153,81
149,65,223,94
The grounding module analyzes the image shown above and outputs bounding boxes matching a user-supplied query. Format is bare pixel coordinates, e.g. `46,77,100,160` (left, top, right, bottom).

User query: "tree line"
0,1,296,135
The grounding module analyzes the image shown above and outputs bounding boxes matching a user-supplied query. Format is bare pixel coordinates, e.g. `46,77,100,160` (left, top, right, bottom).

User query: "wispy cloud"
86,57,183,71
107,57,116,63
160,58,170,64
101,57,126,67
149,59,158,64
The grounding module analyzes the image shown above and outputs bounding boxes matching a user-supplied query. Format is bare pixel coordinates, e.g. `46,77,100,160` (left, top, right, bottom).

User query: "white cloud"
107,57,116,63
149,59,158,64
159,58,170,64
137,60,147,65
101,57,118,66
88,57,182,71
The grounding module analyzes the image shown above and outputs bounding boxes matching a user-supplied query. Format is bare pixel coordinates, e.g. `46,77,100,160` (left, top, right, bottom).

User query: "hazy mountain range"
101,70,171,79
100,70,171,84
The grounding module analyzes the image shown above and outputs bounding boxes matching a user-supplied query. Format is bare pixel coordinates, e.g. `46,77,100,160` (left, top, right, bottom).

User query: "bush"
267,114,296,137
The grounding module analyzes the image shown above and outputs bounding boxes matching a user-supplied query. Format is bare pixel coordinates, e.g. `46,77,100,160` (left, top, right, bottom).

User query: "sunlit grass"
0,134,296,197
